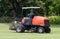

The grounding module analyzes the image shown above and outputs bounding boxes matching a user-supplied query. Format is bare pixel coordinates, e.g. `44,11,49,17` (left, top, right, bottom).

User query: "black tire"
45,27,51,33
16,25,25,33
38,27,44,33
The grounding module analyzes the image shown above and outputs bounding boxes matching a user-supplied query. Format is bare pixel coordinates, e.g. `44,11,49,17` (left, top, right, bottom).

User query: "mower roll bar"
22,7,40,9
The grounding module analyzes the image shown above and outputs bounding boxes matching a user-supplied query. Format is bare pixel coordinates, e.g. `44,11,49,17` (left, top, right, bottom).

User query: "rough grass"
0,23,60,39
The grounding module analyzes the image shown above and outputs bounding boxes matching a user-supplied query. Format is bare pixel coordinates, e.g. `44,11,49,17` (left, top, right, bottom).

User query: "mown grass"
0,23,60,39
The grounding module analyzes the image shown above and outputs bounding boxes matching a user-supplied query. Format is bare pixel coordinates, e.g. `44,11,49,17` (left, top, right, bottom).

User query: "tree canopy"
0,0,60,17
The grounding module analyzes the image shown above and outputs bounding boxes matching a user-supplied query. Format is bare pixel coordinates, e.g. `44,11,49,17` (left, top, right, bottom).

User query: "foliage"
48,16,60,24
0,0,60,24
0,0,60,17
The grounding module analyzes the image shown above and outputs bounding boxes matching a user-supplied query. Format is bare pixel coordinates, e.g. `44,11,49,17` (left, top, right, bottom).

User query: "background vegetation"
0,0,60,24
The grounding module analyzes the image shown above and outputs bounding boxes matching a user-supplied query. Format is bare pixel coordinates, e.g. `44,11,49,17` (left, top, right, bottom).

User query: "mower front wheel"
16,25,25,33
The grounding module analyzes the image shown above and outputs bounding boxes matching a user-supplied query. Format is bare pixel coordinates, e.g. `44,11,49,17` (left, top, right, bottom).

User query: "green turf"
0,23,60,39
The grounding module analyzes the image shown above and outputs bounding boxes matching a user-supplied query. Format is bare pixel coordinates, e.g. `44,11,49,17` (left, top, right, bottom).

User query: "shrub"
48,16,60,24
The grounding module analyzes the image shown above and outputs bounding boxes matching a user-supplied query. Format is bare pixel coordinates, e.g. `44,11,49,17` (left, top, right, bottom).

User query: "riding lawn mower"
9,7,51,33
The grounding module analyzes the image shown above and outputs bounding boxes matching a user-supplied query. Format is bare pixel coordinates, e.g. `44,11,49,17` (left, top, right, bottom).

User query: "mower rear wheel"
38,27,44,33
45,27,51,33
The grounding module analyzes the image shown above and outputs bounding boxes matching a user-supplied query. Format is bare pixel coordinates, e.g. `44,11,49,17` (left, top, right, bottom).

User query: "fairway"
0,23,60,39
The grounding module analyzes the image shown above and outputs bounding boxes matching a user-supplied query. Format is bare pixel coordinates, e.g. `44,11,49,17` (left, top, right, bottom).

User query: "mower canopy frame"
22,7,40,9
21,7,40,17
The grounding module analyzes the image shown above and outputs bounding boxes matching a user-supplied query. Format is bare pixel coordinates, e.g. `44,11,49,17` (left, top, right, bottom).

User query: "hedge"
48,16,60,24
